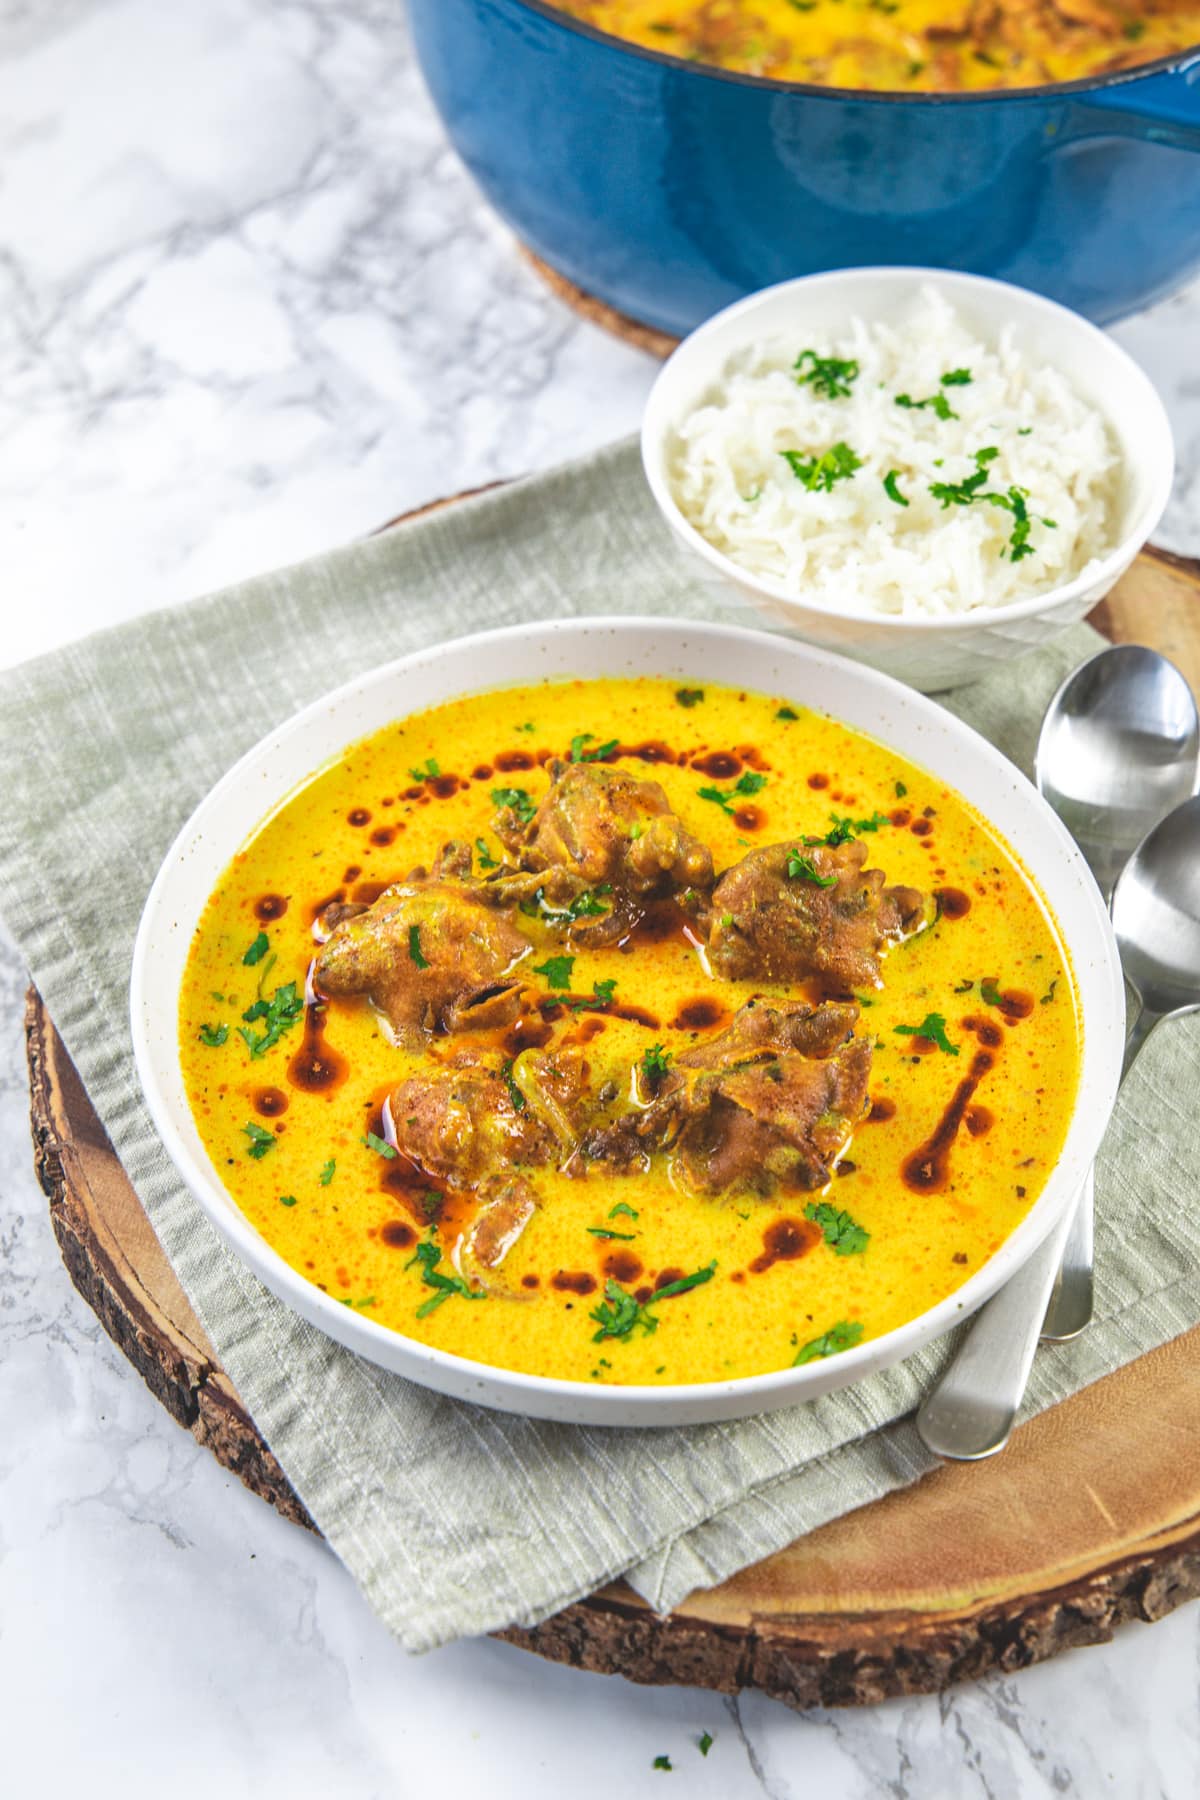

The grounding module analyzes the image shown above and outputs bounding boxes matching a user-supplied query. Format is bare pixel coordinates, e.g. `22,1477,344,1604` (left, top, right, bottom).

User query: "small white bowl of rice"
641,269,1173,692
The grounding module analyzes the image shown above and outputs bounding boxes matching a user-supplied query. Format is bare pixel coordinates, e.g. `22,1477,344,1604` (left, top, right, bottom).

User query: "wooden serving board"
26,541,1200,1707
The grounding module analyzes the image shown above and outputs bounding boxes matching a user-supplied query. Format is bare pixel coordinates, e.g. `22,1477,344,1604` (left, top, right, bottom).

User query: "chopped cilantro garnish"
794,349,860,400
652,1756,673,1772
319,1159,336,1186
609,1202,639,1221
997,488,1038,560
408,924,429,969
362,1130,396,1159
675,687,705,708
590,1261,716,1343
941,368,973,387
243,1121,274,1160
1040,977,1058,1005
242,931,269,966
278,1194,297,1208
564,886,611,919
1123,18,1145,37
587,1225,637,1241
515,721,536,733
520,882,611,924
980,976,1004,1008
198,1022,228,1047
780,441,863,492
533,954,575,990
895,780,907,797
929,446,1054,563
775,705,799,721
475,837,498,870
699,1732,714,1757
793,1319,864,1364
406,1237,486,1318
590,1281,658,1344
567,977,617,1011
894,1012,959,1055
896,390,957,421
698,771,767,814
832,809,887,835
697,784,734,813
803,811,887,848
500,1059,525,1111
408,758,439,781
655,1262,716,1300
492,786,537,826
805,1202,870,1256
251,950,276,989
569,732,619,763
641,1043,673,1082
237,981,304,1059
786,849,837,887
930,445,999,504
883,469,909,507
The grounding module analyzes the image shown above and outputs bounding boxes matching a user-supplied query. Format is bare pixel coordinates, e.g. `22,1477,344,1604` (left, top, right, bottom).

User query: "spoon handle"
1039,1167,1094,1341
1039,1002,1163,1340
916,1198,1076,1461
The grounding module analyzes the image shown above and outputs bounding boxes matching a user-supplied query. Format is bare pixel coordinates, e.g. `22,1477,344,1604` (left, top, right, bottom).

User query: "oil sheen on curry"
180,677,1080,1387
553,1,1199,92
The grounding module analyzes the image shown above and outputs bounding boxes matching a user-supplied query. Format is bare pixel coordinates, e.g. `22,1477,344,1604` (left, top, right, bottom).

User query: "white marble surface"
1,2,1198,1794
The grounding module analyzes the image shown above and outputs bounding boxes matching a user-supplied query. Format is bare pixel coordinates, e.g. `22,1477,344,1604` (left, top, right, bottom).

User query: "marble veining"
0,1,1198,1793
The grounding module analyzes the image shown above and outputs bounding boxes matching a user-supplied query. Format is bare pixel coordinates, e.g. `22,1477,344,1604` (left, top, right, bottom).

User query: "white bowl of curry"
131,619,1124,1425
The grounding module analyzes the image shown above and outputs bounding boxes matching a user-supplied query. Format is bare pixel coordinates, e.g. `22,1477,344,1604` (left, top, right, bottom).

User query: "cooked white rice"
667,288,1120,617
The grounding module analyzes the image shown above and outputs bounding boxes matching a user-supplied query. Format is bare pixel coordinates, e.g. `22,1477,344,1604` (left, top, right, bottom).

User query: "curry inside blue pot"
407,0,1200,334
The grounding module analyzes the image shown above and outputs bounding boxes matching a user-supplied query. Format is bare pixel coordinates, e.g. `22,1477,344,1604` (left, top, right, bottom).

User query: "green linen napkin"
2,438,1197,1652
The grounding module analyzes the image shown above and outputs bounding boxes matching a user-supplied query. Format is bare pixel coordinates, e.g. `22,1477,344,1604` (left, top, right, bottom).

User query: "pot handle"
1070,60,1200,154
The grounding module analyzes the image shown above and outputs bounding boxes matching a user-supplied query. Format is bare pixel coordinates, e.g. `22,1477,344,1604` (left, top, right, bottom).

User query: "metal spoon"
1036,646,1198,1339
918,791,1200,1461
1035,644,1200,904
1112,793,1200,1070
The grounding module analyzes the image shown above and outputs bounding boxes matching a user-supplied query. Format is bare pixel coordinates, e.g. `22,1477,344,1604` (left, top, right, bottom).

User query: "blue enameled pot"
408,0,1200,335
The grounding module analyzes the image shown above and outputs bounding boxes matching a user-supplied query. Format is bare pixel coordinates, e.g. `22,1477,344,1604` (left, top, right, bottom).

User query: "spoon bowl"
1036,645,1199,900
1112,793,1200,1067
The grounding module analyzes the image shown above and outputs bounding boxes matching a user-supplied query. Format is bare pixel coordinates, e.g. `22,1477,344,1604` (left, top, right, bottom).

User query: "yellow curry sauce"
179,677,1080,1386
553,0,1199,92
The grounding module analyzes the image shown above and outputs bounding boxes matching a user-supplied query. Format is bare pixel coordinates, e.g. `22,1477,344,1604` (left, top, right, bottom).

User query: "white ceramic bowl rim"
131,616,1125,1425
641,266,1174,634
